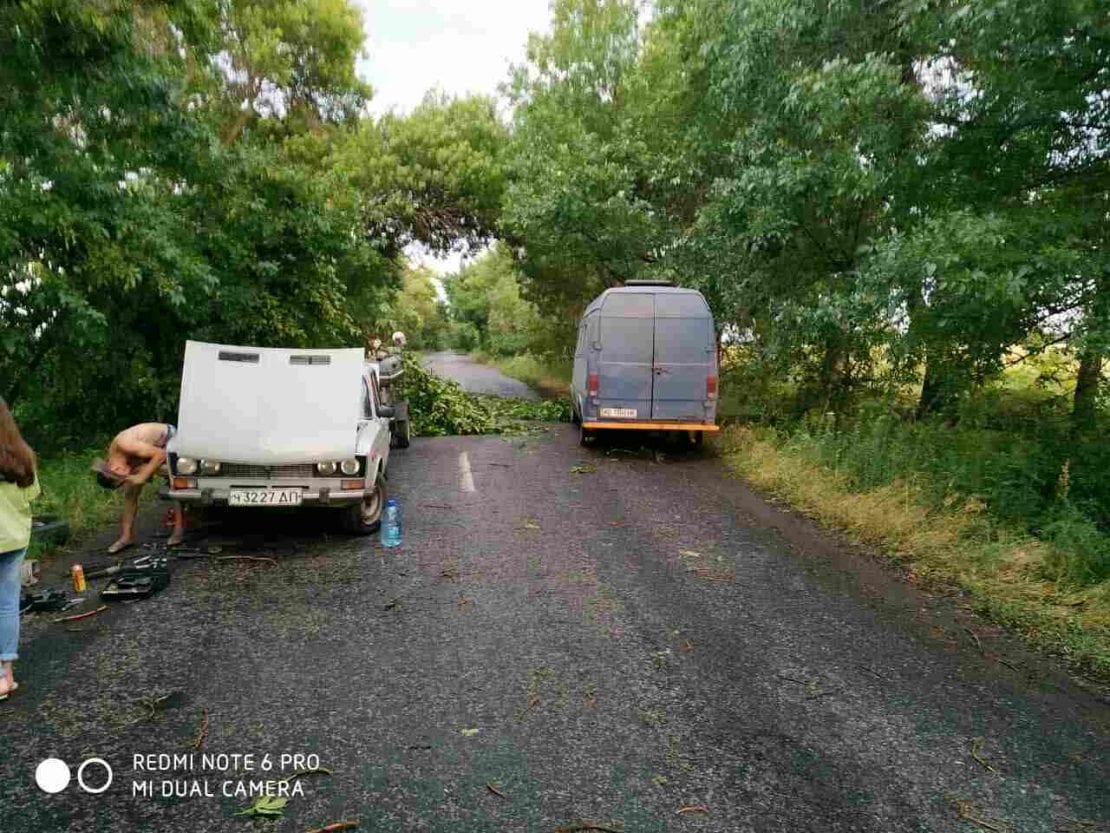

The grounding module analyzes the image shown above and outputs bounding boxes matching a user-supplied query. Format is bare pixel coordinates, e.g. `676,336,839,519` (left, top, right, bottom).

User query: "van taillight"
587,374,599,397
706,375,718,399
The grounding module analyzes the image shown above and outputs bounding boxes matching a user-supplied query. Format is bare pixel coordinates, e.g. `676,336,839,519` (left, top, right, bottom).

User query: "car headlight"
200,460,221,475
176,457,198,476
316,461,338,476
339,459,360,475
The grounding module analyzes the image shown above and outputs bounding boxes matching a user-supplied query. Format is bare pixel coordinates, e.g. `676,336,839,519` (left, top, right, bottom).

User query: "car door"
597,293,654,420
651,293,715,421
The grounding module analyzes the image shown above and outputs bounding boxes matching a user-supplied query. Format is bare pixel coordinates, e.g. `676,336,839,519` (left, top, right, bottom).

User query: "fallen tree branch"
54,605,108,623
970,737,998,774
952,799,1011,832
304,821,358,833
486,782,507,799
192,708,209,751
676,805,709,815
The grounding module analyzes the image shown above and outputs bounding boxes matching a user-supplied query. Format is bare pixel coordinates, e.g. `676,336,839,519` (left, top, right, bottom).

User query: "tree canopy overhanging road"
2,2,1110,830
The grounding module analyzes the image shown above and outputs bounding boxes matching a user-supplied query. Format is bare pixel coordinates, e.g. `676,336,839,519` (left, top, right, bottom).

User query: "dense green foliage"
4,0,1109,595
500,0,1110,587
403,354,568,436
0,0,503,452
504,0,1108,420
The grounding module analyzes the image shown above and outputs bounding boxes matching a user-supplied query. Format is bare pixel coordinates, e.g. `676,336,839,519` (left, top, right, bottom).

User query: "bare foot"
108,538,134,555
0,678,18,700
166,532,185,548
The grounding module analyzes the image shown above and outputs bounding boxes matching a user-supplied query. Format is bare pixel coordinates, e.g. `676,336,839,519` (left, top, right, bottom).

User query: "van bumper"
582,421,719,431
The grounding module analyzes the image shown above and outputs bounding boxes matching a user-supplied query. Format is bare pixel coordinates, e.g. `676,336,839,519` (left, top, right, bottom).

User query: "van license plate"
600,408,637,418
229,488,303,507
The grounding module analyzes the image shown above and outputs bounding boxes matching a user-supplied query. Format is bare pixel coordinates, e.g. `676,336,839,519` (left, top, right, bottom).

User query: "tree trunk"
915,357,947,420
1072,350,1103,433
817,337,843,413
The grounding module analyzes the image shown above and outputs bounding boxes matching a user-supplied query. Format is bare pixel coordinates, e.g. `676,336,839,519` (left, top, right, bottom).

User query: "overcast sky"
351,0,551,278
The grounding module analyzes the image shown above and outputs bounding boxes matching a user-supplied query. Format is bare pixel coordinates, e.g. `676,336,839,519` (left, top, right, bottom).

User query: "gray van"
571,281,719,445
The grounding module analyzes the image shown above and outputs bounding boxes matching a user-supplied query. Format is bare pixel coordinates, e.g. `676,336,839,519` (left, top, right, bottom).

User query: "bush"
403,354,569,436
448,322,481,352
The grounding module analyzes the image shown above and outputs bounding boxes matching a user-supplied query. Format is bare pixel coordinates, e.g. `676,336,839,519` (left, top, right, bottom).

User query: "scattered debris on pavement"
676,805,709,815
52,604,108,624
970,736,999,774
951,798,1012,832
485,782,507,799
235,795,288,819
191,708,209,750
304,822,358,833
555,821,624,833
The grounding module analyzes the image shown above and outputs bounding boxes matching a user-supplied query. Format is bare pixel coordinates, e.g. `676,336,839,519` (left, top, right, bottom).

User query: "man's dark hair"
96,470,123,490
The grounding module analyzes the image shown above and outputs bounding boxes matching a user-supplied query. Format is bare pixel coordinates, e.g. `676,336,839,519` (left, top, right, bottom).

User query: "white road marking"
458,451,476,493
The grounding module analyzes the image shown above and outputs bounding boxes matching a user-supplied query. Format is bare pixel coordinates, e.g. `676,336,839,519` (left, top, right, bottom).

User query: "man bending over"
93,423,184,554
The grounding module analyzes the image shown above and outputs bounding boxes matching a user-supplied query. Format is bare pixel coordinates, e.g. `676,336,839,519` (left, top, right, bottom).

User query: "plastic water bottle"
380,498,402,548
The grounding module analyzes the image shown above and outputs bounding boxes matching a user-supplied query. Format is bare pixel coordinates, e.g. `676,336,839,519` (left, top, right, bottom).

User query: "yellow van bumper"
584,421,719,431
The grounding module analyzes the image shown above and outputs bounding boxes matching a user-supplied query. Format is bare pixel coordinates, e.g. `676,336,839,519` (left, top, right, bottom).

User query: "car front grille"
218,463,316,479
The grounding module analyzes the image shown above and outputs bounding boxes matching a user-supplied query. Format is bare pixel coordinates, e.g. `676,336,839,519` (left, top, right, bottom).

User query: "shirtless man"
93,423,184,554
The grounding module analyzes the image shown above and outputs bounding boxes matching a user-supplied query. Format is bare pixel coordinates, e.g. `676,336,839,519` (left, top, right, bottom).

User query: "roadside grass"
717,425,1110,680
29,450,153,560
474,351,572,399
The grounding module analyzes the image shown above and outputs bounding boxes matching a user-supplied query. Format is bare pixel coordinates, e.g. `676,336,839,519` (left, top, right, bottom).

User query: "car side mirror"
377,404,396,419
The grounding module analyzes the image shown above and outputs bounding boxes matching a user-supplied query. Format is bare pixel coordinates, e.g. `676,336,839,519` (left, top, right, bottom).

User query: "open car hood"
171,341,365,465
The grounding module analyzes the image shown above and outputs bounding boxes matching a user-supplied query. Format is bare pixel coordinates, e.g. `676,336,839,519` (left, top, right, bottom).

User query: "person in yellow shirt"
0,398,39,701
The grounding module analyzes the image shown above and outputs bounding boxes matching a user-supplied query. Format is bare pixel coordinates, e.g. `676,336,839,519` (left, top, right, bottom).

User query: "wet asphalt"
1,425,1107,833
421,353,540,401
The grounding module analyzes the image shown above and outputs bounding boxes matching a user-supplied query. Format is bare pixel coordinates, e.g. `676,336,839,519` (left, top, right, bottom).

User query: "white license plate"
228,488,303,507
600,407,637,418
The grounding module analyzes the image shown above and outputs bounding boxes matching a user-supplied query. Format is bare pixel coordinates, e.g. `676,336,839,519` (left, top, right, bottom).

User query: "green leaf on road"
235,796,288,818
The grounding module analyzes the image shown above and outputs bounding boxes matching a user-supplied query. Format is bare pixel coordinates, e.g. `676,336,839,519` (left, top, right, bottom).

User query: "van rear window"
601,293,654,318
654,293,711,318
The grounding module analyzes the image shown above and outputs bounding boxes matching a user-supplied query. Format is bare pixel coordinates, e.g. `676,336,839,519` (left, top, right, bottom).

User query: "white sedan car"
167,341,392,534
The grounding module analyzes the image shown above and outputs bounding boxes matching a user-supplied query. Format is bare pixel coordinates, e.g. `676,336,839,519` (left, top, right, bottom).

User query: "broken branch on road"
970,737,999,774
53,604,108,624
191,708,209,751
485,782,508,799
555,823,624,833
304,822,358,833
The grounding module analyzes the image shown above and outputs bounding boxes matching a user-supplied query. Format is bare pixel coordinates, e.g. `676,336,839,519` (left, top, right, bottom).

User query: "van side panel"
596,293,654,419
651,293,716,421
571,317,588,412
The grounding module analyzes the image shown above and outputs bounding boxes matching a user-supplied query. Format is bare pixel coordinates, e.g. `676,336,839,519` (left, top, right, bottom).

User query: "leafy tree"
381,265,450,350
444,245,540,356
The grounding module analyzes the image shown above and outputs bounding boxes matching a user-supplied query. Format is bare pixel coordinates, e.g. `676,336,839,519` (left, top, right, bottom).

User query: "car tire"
571,400,581,426
579,423,596,447
393,419,411,449
689,430,704,448
341,472,386,535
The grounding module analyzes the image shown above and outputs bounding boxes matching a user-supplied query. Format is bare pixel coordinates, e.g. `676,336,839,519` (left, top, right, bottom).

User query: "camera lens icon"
35,758,70,794
35,758,113,794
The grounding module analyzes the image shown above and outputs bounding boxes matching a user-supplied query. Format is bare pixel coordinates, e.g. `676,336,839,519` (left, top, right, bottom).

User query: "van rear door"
597,292,654,420
651,293,715,421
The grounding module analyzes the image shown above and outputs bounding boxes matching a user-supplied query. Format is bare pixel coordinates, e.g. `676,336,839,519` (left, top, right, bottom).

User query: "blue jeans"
0,547,25,662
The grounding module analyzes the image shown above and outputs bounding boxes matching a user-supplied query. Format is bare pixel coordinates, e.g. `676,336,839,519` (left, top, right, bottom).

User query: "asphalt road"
2,424,1108,833
422,352,540,400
